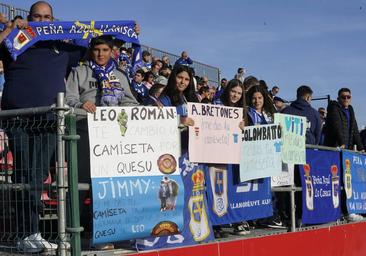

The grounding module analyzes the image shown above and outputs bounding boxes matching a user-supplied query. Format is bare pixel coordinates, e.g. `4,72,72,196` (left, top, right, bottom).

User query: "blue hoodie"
282,98,322,145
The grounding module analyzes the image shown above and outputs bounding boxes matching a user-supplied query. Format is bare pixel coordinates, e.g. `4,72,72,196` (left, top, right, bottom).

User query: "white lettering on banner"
132,224,145,233
35,24,64,35
97,178,151,199
236,181,259,193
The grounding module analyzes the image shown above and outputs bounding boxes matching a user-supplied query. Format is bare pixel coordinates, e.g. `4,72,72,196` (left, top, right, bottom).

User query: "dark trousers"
10,125,56,236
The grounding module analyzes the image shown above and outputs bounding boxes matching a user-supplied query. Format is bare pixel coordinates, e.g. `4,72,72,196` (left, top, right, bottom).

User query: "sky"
3,0,366,126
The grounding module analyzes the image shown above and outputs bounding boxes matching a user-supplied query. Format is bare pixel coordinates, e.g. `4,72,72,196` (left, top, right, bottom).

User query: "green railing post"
64,114,83,256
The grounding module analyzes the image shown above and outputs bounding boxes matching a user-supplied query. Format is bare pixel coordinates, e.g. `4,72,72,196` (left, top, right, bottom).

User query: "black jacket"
282,98,322,145
324,101,363,150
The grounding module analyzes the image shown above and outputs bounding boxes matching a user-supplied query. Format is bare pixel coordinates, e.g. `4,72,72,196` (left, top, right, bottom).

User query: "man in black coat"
282,85,322,145
324,88,364,151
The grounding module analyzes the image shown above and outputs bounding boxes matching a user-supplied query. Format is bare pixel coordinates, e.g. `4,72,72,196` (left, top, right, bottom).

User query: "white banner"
88,106,180,178
187,103,243,164
240,124,283,182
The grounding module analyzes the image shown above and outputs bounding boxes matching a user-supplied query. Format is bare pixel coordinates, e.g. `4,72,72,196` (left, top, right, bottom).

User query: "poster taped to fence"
299,149,341,224
240,124,282,182
88,106,183,244
274,113,306,165
187,103,243,164
342,150,366,214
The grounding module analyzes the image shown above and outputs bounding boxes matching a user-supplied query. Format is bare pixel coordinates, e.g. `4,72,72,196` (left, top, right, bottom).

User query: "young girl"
246,85,274,125
159,65,198,126
159,65,198,151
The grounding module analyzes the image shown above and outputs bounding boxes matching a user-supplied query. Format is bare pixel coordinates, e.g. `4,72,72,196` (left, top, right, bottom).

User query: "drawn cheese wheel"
151,221,179,236
157,154,177,174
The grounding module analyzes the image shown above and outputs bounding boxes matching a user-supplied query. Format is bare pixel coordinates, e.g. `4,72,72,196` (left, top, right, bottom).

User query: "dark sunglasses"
341,95,351,100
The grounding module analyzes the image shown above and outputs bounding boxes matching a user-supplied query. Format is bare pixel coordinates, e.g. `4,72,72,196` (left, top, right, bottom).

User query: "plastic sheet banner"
88,107,183,244
240,124,282,182
342,151,366,214
205,165,273,225
299,149,341,224
274,113,306,165
135,154,214,250
187,103,242,164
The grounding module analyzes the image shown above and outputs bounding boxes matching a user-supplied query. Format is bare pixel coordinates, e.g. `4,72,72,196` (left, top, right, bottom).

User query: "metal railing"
0,96,363,255
0,2,220,87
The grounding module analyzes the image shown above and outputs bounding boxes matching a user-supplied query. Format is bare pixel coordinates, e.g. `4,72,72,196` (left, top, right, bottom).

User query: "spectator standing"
273,96,286,112
151,60,163,79
234,67,246,83
360,127,366,150
66,35,138,251
214,79,249,236
323,88,364,222
159,65,198,151
269,86,279,99
66,35,138,111
282,85,322,145
162,55,172,69
143,71,155,90
0,1,86,252
174,51,193,67
129,69,148,103
214,78,227,100
143,83,165,107
324,88,363,151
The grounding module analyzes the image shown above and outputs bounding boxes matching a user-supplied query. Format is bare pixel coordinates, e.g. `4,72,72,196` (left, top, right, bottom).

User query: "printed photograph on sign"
88,106,184,244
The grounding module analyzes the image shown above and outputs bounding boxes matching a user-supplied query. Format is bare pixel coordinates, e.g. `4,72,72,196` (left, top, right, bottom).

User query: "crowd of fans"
0,0,366,253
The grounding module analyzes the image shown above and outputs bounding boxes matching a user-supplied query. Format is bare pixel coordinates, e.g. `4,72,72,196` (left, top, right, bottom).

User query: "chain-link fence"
0,102,70,255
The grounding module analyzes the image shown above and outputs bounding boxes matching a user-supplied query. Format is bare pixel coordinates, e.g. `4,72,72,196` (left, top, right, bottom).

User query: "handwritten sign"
187,103,242,164
274,113,306,164
342,151,366,214
271,163,294,187
88,107,183,244
240,124,282,182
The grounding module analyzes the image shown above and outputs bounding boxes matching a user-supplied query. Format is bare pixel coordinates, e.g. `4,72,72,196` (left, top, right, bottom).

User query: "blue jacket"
174,57,193,67
282,98,322,145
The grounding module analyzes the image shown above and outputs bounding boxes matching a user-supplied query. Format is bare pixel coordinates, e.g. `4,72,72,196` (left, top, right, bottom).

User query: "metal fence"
0,2,221,87
0,96,70,255
0,94,363,255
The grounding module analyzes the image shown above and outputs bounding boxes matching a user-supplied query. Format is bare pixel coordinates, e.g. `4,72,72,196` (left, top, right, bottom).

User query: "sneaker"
232,222,250,235
17,233,58,253
260,216,287,229
214,228,229,239
347,213,363,222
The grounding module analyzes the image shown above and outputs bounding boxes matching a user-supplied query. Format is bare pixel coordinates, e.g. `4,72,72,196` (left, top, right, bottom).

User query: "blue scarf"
3,20,142,68
89,59,124,106
248,106,270,125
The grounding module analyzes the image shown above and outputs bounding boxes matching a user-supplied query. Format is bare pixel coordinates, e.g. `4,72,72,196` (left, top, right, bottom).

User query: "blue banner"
92,175,184,244
3,20,141,66
342,151,366,214
205,164,273,225
135,154,214,250
299,149,341,224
